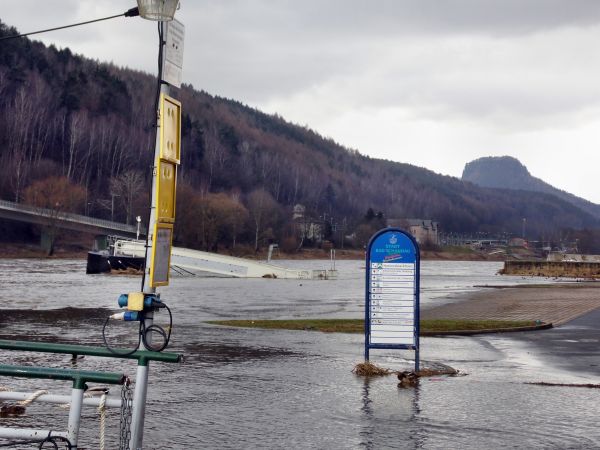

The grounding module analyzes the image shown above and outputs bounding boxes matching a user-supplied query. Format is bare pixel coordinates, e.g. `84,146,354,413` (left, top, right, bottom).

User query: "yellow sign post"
150,93,181,287
157,159,177,223
150,222,174,287
160,95,181,164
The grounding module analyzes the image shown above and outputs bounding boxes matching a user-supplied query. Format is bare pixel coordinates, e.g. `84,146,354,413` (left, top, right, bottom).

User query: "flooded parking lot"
0,259,599,449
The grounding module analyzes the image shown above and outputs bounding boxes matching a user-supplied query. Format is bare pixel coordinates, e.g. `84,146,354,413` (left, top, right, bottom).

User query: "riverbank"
0,240,507,262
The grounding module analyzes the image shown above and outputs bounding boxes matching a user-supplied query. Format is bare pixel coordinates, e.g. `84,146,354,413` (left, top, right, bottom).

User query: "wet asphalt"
508,307,600,377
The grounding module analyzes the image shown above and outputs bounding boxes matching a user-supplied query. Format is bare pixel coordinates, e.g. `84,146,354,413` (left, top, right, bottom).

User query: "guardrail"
0,364,126,390
0,339,182,366
0,199,146,235
0,339,183,448
0,363,127,447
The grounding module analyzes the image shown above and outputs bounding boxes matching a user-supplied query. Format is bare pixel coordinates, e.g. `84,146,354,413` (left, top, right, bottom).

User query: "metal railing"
0,364,126,389
0,199,146,235
0,339,182,448
0,339,182,366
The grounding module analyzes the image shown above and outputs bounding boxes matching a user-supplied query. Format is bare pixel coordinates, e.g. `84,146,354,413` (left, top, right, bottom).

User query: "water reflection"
1,259,600,448
359,377,426,450
359,379,375,449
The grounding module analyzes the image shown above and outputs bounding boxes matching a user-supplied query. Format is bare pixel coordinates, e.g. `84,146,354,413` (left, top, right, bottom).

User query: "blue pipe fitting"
117,293,161,309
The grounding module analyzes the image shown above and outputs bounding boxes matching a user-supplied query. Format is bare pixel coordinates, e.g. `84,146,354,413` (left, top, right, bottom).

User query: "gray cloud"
3,1,600,201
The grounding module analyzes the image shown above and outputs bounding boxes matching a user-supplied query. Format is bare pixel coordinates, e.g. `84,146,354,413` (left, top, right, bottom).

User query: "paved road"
423,283,600,376
507,307,600,377
423,284,600,326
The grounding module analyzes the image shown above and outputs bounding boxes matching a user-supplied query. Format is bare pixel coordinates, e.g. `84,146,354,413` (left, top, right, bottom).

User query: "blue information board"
365,228,420,370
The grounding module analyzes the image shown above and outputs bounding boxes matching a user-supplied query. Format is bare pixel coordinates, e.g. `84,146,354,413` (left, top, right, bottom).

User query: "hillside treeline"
0,20,597,251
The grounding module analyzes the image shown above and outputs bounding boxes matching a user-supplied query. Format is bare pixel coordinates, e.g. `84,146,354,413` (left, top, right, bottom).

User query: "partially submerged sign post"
365,228,420,371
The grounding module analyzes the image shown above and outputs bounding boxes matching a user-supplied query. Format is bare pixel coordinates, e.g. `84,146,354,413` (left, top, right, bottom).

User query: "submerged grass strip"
207,319,536,334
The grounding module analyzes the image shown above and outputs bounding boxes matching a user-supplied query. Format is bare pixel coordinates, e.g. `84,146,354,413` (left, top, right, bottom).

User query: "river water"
1,259,599,449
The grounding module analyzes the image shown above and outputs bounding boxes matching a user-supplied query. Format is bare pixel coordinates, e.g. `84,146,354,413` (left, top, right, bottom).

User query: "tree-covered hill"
0,20,597,251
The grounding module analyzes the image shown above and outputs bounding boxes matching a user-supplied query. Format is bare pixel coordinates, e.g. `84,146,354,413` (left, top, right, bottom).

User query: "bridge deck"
0,199,145,237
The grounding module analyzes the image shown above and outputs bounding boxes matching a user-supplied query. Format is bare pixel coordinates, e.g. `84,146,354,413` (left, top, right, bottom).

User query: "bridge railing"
0,199,145,235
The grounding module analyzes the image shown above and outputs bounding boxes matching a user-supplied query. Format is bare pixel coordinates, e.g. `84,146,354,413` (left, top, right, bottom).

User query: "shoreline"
0,243,507,262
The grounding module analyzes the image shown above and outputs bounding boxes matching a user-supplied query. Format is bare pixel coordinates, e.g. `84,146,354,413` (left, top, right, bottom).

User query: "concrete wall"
502,260,600,278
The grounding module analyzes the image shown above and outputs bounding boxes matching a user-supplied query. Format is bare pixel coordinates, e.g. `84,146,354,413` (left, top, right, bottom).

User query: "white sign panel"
370,262,416,345
163,19,185,88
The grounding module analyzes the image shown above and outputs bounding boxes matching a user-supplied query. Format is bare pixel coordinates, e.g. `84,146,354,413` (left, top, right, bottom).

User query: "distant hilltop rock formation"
462,156,600,219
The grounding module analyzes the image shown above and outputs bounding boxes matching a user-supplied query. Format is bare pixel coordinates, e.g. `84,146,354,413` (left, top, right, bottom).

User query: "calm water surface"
0,259,598,449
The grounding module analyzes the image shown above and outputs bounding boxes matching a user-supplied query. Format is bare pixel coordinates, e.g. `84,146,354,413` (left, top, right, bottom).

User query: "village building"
292,204,324,243
387,218,440,245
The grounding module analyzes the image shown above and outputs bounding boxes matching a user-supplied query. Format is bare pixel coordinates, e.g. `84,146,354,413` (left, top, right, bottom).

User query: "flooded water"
0,259,599,449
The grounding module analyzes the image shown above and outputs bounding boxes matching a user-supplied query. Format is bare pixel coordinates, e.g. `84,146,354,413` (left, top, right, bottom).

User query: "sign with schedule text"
365,228,420,370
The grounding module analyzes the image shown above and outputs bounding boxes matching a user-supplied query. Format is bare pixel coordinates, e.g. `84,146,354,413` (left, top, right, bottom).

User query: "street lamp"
136,0,179,21
136,215,142,240
130,3,180,449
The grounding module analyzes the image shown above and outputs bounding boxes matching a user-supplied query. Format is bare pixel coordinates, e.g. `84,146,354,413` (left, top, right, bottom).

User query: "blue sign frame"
365,227,420,371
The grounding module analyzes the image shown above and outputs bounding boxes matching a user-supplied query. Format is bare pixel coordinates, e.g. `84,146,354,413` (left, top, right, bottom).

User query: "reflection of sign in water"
365,228,420,370
150,223,173,287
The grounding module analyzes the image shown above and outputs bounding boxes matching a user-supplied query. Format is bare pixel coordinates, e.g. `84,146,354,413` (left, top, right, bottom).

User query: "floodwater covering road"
0,259,599,449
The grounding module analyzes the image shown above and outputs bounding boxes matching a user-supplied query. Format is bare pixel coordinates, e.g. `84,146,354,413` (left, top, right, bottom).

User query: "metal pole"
0,391,121,408
67,387,84,446
130,21,170,448
129,364,149,450
0,428,69,441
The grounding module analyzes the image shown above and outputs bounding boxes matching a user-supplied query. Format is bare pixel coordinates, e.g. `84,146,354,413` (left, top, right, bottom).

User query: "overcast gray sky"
3,1,600,202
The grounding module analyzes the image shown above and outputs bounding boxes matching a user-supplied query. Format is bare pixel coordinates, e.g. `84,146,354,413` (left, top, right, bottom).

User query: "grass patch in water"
352,361,393,376
207,318,537,334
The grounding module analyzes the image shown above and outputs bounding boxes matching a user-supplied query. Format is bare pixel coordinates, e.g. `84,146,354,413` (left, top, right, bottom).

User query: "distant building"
387,218,439,245
292,204,324,243
508,237,528,248
292,204,306,220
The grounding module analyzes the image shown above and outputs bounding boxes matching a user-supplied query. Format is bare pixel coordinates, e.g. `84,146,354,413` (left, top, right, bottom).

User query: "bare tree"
65,111,86,181
110,170,145,224
247,188,279,252
203,124,228,190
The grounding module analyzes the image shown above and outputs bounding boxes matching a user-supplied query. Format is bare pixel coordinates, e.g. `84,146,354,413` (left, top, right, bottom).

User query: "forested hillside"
0,20,597,252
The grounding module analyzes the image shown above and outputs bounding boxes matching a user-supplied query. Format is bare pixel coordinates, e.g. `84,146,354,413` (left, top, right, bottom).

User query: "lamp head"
136,0,179,21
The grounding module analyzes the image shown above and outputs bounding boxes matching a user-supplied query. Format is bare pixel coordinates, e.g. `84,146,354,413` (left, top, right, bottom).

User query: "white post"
67,387,85,446
130,21,170,449
129,364,149,450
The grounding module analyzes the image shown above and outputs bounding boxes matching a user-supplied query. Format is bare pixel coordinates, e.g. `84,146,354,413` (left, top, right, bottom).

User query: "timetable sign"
365,229,419,348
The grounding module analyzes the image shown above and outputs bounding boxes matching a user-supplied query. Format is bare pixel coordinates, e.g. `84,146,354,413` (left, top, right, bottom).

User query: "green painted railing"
0,340,183,366
0,364,126,389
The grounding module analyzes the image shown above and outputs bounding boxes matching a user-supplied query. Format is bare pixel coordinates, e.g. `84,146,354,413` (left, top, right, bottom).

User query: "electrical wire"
102,316,142,357
102,302,173,354
38,434,74,449
0,8,139,42
0,433,73,449
141,303,173,352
